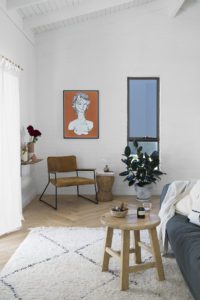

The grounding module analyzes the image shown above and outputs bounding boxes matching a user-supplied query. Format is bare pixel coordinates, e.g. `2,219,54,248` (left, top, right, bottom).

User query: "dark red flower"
27,125,42,142
33,130,41,137
27,125,34,136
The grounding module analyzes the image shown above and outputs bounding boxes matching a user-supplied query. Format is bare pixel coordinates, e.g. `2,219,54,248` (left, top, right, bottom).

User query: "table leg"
148,228,165,281
102,227,113,272
120,230,130,291
133,230,141,264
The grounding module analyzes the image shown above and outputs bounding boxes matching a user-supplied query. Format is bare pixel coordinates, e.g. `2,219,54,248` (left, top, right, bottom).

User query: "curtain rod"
0,55,23,71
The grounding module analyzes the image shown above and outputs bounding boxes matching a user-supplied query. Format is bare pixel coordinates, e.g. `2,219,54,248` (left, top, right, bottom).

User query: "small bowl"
110,209,128,218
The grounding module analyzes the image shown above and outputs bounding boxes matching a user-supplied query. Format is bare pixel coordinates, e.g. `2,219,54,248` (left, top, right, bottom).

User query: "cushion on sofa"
175,194,192,216
188,211,200,227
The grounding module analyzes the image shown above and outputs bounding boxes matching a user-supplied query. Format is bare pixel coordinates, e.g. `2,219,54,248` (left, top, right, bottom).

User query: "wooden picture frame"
63,90,99,139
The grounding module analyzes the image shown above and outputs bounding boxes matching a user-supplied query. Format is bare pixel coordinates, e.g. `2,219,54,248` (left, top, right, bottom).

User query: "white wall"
35,2,200,196
0,8,37,207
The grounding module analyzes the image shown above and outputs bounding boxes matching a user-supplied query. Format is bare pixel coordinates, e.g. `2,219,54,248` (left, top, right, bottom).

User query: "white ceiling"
0,0,190,43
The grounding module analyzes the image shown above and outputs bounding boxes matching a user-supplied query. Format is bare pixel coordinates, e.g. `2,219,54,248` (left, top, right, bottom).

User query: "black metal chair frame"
39,168,98,210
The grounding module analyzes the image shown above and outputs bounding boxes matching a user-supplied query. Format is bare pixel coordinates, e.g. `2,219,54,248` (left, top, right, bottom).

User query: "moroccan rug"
0,227,192,300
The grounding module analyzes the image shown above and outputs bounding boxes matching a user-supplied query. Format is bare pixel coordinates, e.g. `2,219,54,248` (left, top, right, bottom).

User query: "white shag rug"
0,227,193,300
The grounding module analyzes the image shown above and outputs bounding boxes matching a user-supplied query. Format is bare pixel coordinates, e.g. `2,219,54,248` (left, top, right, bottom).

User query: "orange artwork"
63,90,99,139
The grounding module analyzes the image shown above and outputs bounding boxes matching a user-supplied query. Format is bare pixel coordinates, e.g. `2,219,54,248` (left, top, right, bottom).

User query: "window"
127,77,159,155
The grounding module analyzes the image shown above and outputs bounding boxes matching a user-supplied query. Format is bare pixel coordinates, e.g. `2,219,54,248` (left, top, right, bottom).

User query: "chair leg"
55,186,58,209
39,181,49,201
77,184,98,204
39,181,58,210
77,185,80,196
94,183,98,203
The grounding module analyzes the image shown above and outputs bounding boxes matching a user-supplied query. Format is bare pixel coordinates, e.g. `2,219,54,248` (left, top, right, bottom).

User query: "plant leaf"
131,160,138,171
121,158,128,164
137,146,142,153
151,151,159,159
153,170,164,176
133,140,138,148
119,171,130,176
144,152,149,160
128,180,135,186
124,174,135,182
124,146,131,157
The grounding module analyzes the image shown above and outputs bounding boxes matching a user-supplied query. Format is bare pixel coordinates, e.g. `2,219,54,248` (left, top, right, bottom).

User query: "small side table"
101,212,165,291
96,172,115,202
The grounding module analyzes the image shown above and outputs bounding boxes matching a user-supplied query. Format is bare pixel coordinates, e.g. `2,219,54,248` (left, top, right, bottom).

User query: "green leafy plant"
119,140,165,187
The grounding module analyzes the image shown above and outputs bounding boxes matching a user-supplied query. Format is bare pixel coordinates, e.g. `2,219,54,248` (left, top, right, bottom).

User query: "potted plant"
119,140,165,200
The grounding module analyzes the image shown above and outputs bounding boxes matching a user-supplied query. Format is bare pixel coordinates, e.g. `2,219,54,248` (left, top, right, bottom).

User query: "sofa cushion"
188,211,200,227
167,214,200,300
175,194,192,216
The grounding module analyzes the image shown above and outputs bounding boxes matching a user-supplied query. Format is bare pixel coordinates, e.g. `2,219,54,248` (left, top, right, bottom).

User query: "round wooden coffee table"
101,212,165,291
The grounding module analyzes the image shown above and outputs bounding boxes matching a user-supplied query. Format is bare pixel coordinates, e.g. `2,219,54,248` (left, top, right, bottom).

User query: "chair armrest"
76,168,96,171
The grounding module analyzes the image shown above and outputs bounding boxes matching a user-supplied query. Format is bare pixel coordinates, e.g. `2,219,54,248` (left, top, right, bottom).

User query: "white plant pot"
135,184,153,201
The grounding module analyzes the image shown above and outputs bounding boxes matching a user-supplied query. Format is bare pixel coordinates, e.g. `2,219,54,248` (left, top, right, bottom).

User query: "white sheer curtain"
0,57,22,236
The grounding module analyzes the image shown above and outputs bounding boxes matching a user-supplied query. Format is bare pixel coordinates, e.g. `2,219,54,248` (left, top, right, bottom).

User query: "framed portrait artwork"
63,90,99,139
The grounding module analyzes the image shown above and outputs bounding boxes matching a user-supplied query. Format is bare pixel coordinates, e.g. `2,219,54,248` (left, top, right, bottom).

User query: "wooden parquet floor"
0,195,160,271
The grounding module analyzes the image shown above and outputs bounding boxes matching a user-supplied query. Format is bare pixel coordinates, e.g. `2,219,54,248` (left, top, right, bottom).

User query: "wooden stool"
101,212,165,291
96,172,115,202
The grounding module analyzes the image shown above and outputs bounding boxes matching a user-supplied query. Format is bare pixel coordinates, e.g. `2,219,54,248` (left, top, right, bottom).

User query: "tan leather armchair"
39,155,98,209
